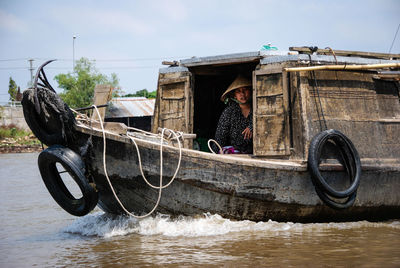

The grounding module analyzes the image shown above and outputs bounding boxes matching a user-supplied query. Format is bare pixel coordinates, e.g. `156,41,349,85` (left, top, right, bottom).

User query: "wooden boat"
22,47,400,222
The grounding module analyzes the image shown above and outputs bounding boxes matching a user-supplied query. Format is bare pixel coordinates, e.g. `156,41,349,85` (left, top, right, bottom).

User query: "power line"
0,56,191,62
93,56,191,62
0,58,31,62
0,65,162,70
90,66,160,69
389,23,400,54
0,67,28,70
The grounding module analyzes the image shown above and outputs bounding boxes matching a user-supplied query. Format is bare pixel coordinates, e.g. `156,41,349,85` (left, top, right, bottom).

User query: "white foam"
62,212,139,238
62,212,400,238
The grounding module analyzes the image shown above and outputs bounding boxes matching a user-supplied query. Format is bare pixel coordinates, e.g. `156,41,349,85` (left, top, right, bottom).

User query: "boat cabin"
152,47,400,166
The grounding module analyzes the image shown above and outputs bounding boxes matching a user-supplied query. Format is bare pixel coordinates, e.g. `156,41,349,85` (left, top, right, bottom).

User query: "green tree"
135,89,149,98
121,89,157,98
55,58,120,108
148,90,157,98
110,73,122,98
8,77,18,101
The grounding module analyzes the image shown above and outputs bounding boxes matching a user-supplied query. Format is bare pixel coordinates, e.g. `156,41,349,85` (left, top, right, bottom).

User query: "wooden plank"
299,69,400,160
159,77,188,85
156,71,192,149
151,78,161,133
91,84,112,120
253,72,290,156
298,71,312,161
161,100,184,115
254,65,283,75
161,113,185,120
157,127,197,139
90,122,128,135
289,72,305,160
289,47,400,60
161,61,179,66
161,83,185,99
256,95,284,115
161,97,185,101
256,74,283,96
184,73,191,133
282,70,290,155
284,63,400,72
372,73,400,81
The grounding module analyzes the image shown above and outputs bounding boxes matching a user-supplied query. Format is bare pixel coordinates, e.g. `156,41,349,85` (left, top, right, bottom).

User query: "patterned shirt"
214,103,253,153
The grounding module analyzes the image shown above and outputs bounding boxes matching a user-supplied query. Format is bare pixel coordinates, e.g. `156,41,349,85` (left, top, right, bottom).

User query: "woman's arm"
242,110,253,140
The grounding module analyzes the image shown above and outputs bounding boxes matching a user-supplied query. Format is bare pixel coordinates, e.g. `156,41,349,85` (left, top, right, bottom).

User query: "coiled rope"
92,105,183,218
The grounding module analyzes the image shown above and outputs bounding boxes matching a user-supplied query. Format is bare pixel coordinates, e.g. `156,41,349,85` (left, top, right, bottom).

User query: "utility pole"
73,35,76,71
28,59,34,87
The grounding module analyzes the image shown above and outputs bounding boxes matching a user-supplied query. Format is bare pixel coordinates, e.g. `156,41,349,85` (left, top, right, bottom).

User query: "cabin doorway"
190,62,258,152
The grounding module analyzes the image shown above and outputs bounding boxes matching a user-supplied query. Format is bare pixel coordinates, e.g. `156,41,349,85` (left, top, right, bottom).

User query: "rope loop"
207,139,223,154
92,105,182,219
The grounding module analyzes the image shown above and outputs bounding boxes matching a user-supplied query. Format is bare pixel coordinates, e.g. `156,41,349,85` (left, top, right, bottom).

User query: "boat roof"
160,49,400,73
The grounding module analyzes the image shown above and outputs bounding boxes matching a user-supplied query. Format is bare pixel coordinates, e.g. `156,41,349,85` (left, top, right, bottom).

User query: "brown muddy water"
0,152,399,267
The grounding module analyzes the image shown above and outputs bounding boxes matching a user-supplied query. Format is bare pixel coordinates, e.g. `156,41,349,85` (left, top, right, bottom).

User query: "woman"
213,75,253,154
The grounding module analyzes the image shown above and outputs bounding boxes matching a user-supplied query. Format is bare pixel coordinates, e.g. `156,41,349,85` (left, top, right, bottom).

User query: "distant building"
105,97,155,131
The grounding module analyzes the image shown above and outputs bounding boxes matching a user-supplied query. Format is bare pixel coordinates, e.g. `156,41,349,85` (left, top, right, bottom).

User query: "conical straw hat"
221,75,251,102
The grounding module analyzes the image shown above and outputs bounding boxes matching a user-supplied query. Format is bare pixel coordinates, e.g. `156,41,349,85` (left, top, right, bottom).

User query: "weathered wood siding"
253,67,290,156
288,71,306,160
299,70,400,161
153,70,193,148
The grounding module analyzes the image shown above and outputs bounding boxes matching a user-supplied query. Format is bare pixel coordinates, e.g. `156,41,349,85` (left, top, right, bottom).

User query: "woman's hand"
242,127,252,140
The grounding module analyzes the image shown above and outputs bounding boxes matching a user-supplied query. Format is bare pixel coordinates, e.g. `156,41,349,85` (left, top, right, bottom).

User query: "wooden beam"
162,61,179,66
157,127,196,139
372,73,400,81
289,47,400,60
284,63,400,72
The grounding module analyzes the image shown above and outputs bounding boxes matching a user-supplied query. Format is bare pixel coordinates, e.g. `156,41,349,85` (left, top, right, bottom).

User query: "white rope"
92,105,182,219
127,131,182,189
208,139,223,154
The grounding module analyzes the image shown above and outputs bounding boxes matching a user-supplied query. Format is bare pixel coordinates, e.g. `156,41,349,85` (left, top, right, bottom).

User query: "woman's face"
234,87,251,104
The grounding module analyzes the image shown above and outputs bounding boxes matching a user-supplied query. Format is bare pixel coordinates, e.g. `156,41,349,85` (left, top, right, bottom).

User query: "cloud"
0,9,28,33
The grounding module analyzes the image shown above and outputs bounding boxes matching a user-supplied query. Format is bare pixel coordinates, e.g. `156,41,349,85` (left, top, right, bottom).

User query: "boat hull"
82,131,400,223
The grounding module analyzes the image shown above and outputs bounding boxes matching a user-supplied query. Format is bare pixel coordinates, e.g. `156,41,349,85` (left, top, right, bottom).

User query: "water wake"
62,212,400,238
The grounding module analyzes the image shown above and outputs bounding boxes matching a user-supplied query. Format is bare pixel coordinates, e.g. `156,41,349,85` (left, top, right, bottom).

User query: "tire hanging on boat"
38,145,98,216
21,87,76,146
308,129,361,209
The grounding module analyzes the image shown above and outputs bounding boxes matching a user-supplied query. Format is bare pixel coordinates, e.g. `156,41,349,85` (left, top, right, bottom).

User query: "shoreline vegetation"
0,124,42,154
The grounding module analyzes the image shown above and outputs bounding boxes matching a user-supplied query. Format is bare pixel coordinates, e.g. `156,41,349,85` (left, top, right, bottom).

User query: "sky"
0,0,399,103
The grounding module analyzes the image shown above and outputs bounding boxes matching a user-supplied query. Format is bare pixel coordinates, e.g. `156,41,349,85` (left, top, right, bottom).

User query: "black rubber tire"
38,145,98,216
308,129,361,198
314,182,357,209
308,129,361,209
21,88,75,146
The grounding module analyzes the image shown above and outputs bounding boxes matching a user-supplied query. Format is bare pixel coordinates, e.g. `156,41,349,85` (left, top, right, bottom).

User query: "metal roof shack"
105,97,155,131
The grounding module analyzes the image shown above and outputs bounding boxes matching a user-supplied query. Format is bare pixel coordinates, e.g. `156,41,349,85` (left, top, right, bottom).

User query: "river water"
0,153,399,267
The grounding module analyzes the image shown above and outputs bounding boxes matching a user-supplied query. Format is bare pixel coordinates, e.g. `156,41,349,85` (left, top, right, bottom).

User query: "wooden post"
91,84,113,120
